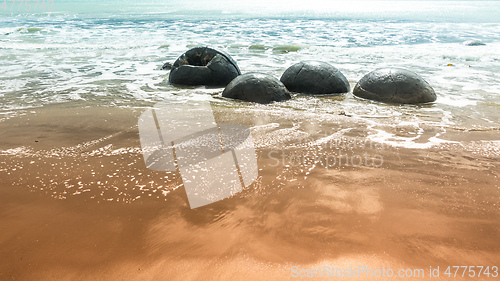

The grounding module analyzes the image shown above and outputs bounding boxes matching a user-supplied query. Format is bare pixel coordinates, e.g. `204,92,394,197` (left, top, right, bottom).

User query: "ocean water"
1,0,499,149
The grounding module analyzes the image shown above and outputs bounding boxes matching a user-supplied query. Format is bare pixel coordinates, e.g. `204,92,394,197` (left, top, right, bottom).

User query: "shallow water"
0,103,498,280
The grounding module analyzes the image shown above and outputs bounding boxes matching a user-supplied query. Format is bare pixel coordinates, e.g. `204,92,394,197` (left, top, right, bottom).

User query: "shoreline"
0,102,499,280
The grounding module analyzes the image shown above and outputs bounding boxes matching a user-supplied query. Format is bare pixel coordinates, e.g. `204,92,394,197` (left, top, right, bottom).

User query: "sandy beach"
0,102,498,280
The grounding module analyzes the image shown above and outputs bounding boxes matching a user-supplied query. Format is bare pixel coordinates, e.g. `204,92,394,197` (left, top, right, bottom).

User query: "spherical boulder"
280,61,350,95
222,73,291,104
353,68,437,104
168,47,241,87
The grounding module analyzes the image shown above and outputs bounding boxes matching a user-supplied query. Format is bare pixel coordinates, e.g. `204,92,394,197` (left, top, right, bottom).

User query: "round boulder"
222,73,291,104
168,47,241,87
353,68,437,104
280,61,350,95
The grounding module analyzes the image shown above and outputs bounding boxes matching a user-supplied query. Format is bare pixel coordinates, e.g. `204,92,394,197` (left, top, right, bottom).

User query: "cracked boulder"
280,61,350,95
222,73,291,104
353,68,436,104
168,47,241,87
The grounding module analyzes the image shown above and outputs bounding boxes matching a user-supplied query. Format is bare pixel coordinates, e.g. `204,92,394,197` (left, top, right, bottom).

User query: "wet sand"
0,102,499,280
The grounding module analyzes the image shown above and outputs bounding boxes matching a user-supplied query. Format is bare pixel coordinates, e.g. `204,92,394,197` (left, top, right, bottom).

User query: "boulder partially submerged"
167,47,241,87
222,73,291,104
353,68,436,104
280,60,350,95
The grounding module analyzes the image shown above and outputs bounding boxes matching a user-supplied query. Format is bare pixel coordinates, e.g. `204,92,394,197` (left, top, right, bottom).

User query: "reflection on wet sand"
0,103,499,280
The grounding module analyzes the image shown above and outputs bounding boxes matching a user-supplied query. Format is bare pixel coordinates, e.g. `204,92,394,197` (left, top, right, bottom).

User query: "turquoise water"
1,0,499,148
3,0,500,21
